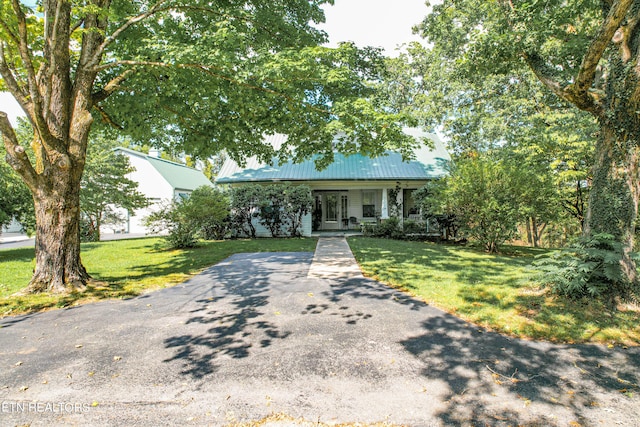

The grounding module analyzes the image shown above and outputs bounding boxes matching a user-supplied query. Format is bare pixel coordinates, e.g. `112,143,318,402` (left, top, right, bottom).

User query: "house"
215,128,451,237
107,148,213,234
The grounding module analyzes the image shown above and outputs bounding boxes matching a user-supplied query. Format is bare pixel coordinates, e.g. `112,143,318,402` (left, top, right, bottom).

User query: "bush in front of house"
362,217,404,240
144,186,231,248
144,200,198,248
258,185,286,237
230,183,312,238
230,184,261,239
281,184,313,237
181,186,231,240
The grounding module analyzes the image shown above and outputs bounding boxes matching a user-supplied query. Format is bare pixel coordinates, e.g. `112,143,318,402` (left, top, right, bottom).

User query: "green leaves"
415,154,530,253
535,233,640,303
80,132,149,241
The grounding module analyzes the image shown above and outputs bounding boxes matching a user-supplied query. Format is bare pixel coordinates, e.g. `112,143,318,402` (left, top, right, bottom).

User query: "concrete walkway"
0,237,639,426
308,237,364,280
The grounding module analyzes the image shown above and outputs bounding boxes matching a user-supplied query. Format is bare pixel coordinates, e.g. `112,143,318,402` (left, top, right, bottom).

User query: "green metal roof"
215,129,450,184
117,148,213,190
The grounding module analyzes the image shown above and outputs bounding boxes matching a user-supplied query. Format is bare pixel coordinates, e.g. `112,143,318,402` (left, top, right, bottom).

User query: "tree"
80,132,148,241
0,1,414,293
416,154,525,253
381,44,596,234
416,1,639,292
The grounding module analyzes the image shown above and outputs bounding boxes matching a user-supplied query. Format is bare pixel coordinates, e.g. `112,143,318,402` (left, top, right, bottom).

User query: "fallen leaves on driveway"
224,412,405,427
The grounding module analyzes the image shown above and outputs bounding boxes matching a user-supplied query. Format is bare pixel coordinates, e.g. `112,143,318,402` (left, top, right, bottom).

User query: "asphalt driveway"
0,238,639,426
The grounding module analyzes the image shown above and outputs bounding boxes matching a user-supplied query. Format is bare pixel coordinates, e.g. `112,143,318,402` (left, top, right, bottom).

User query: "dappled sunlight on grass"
0,237,317,316
348,237,640,345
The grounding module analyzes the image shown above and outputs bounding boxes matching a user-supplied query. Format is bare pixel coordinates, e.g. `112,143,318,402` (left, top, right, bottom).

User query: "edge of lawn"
0,237,318,317
347,236,640,346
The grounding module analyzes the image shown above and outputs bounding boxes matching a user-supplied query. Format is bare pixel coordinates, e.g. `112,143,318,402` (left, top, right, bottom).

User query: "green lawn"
348,237,640,345
3,235,639,345
0,237,317,316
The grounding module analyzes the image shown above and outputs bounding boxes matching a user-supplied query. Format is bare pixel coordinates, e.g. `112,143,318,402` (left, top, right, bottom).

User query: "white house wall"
99,152,174,235
127,154,175,234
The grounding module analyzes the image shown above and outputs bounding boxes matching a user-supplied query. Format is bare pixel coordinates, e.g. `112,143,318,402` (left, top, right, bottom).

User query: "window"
326,194,338,222
362,191,376,218
176,192,190,202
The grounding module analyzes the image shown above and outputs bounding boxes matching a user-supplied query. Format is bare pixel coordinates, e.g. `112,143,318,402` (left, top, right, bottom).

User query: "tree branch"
91,68,137,103
0,112,38,190
9,0,59,150
10,0,39,109
522,51,605,117
96,60,332,117
0,15,20,46
93,104,123,130
87,0,170,68
0,43,31,116
573,0,633,93
88,2,287,69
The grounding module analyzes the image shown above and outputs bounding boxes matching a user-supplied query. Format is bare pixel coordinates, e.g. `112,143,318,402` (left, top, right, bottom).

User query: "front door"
318,192,348,230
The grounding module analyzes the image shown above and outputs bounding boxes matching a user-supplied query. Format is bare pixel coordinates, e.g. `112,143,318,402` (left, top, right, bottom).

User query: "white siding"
127,154,174,234
100,152,174,235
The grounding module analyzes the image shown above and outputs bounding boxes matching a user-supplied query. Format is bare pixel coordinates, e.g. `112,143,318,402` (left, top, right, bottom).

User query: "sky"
320,0,428,54
0,0,429,125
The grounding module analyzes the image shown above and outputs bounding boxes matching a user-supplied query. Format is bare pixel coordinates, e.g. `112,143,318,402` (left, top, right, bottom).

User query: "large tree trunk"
585,122,639,285
0,0,108,294
27,182,90,293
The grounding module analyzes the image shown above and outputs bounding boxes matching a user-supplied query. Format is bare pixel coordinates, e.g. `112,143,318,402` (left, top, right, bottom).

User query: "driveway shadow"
162,252,310,380
320,272,640,426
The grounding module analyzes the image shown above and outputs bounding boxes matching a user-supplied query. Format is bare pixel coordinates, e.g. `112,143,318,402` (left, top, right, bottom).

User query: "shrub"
143,185,230,248
282,184,312,237
403,220,425,234
535,233,640,304
181,186,230,240
258,185,286,237
230,185,261,238
413,156,523,252
144,200,198,249
367,217,403,239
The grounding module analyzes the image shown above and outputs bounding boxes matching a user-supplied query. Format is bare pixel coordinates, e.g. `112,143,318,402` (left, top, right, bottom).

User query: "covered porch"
311,185,422,232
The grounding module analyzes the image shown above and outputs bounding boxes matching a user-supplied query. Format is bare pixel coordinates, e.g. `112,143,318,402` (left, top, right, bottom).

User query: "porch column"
381,188,389,219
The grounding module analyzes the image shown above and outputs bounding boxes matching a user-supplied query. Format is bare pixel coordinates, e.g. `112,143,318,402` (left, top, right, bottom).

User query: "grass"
348,237,640,346
3,235,639,345
0,237,317,316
